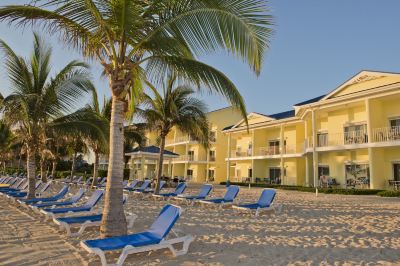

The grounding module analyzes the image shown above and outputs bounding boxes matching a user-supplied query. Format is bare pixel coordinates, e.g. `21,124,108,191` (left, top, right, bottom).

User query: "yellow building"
224,71,400,189
140,107,243,183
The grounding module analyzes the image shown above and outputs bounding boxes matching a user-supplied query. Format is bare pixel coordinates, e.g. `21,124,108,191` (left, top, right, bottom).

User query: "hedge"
377,190,400,197
220,182,385,195
98,169,130,180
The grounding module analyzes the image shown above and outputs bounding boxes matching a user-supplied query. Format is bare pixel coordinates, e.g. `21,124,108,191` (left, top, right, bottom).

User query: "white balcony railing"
306,130,368,148
166,135,199,145
230,149,253,158
372,126,400,142
257,146,280,156
173,155,207,162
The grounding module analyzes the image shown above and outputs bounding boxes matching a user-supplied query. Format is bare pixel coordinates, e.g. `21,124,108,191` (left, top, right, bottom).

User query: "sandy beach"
1,183,400,265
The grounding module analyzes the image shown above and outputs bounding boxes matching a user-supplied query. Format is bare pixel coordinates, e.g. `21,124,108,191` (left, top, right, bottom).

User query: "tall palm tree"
141,75,209,194
0,0,273,236
0,33,103,199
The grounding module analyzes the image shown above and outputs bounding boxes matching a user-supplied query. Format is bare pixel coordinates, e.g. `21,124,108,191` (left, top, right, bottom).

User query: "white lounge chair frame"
54,212,137,237
80,205,194,266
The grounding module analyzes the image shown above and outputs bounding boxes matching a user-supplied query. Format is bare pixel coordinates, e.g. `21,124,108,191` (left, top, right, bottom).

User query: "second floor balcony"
173,154,207,162
372,126,400,142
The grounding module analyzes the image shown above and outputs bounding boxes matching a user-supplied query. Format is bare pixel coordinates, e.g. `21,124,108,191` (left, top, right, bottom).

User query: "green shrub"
220,182,384,195
377,190,400,197
96,169,130,180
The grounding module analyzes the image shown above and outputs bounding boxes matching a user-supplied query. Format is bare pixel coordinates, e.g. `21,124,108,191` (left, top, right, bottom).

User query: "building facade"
224,71,400,189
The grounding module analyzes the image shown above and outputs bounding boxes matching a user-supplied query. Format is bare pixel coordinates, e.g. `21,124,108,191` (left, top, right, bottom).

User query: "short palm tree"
0,120,16,173
0,0,273,236
0,33,104,199
141,75,209,194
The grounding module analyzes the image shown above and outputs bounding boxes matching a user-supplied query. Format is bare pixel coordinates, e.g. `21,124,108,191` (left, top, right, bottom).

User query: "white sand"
1,183,400,265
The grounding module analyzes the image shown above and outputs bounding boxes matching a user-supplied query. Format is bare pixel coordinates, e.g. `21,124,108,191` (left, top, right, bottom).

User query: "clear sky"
1,0,400,116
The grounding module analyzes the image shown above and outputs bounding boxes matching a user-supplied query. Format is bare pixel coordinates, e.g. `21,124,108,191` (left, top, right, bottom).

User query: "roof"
294,95,325,106
267,110,295,120
223,125,234,131
126,145,178,156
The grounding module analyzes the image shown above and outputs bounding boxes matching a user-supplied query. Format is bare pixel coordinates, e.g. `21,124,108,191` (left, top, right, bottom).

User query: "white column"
312,109,319,189
305,118,310,186
140,156,145,180
129,156,135,181
365,98,374,188
251,129,255,182
226,133,232,181
280,124,285,185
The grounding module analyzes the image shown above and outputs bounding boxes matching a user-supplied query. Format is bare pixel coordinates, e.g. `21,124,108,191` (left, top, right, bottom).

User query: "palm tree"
141,75,209,194
0,120,16,174
0,0,273,236
0,33,103,199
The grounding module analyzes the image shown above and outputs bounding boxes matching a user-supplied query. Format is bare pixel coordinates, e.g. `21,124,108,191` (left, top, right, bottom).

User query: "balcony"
230,149,253,158
165,136,198,146
173,155,207,162
256,146,280,156
372,126,400,142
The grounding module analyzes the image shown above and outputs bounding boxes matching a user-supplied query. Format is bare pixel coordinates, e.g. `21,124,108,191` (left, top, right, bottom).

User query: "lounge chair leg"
167,235,195,256
116,245,134,266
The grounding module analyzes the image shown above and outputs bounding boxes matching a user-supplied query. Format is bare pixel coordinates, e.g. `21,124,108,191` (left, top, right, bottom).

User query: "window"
345,164,370,188
187,169,193,177
317,132,328,147
248,168,253,178
344,124,367,144
209,150,216,161
394,163,400,181
209,131,217,142
269,167,281,184
247,142,253,155
188,151,195,161
318,166,330,177
268,140,280,155
208,169,215,181
390,118,400,128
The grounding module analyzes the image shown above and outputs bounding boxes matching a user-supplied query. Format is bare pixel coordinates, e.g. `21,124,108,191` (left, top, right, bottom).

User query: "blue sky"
1,0,400,115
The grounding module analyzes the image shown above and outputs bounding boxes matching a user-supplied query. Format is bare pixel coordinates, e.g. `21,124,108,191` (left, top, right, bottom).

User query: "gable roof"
126,145,178,156
322,70,400,100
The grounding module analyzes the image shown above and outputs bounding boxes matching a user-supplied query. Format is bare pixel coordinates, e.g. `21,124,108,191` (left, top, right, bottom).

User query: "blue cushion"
83,232,161,251
44,206,91,214
32,200,74,208
202,198,226,204
224,185,240,201
56,214,102,224
257,189,276,207
237,203,261,209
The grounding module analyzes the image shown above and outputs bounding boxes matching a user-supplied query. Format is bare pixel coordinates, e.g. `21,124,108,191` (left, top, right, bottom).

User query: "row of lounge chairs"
1,175,281,266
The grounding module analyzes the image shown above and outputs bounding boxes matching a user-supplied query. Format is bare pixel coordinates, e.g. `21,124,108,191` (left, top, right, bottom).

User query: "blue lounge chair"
0,179,26,192
153,183,187,199
9,180,50,199
30,188,85,210
173,184,213,204
199,185,240,208
53,195,136,236
232,189,281,216
80,204,194,266
18,185,69,205
131,180,151,192
123,179,139,191
135,180,166,195
40,189,104,219
5,180,42,198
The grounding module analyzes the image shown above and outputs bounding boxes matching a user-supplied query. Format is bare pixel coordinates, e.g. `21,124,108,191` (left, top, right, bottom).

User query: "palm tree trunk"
51,160,57,179
155,135,166,194
71,152,77,177
92,151,99,187
100,97,127,237
26,148,36,199
40,158,47,182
